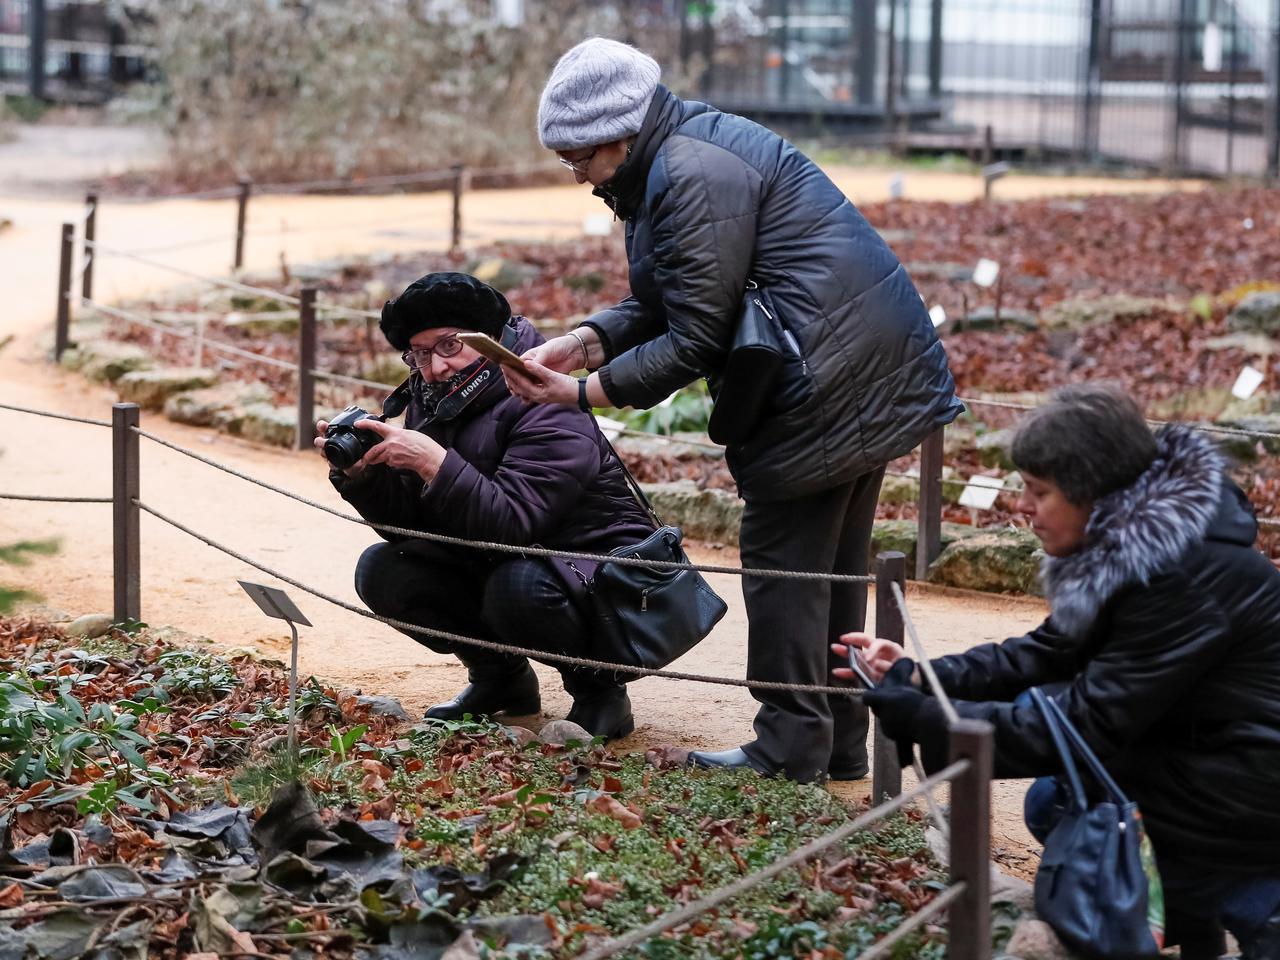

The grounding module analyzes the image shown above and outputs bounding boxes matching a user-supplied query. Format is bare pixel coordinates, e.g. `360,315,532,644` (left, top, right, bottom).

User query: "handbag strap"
1030,687,1089,814
600,432,664,530
1043,694,1132,806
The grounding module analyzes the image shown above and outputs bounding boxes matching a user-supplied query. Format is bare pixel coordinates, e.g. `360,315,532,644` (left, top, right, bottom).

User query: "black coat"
919,427,1280,873
332,318,655,569
583,86,963,501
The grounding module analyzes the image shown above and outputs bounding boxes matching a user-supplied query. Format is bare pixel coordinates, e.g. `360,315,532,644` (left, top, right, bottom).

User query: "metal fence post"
28,0,46,100
916,427,944,581
112,403,141,624
234,178,252,273
947,718,993,960
297,287,317,451
871,551,907,803
82,193,97,301
55,222,74,362
450,165,467,256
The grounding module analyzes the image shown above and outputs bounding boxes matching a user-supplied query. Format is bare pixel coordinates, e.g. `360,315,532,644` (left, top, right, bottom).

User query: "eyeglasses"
402,336,463,368
557,147,598,175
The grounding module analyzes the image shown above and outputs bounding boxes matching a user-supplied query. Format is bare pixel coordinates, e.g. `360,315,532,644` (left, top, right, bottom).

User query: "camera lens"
323,432,364,470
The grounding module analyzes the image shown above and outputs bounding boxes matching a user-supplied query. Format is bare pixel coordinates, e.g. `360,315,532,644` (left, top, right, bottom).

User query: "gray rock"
1227,291,1280,334
641,480,743,546
65,613,114,639
927,528,1045,596
467,257,537,293
538,719,593,745
991,871,1036,914
1213,413,1280,459
361,353,411,386
878,473,919,506
906,261,976,282
1040,294,1170,331
870,519,980,572
564,272,606,293
355,695,411,721
958,307,1039,332
238,403,298,447
616,434,723,462
223,309,300,335
977,429,1017,470
1003,918,1077,960
1203,331,1280,355
115,368,219,410
501,725,540,748
77,342,155,383
163,382,272,429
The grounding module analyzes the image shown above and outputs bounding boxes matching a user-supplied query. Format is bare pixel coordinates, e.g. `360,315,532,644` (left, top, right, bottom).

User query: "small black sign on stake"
238,581,311,761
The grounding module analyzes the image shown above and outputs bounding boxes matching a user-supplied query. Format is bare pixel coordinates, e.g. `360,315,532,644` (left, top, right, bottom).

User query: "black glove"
863,658,926,767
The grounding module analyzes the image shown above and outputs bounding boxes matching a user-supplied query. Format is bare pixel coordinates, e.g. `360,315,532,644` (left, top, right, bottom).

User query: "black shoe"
424,664,540,721
827,762,869,781
566,689,635,741
687,746,775,776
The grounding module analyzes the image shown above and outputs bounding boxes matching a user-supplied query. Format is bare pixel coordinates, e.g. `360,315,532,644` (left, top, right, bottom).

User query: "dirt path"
2,163,1190,880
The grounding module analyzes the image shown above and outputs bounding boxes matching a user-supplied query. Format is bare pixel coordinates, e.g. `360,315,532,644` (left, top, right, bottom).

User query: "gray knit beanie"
538,38,661,151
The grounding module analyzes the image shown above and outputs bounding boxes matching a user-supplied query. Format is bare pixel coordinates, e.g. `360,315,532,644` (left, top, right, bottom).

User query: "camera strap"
381,378,414,420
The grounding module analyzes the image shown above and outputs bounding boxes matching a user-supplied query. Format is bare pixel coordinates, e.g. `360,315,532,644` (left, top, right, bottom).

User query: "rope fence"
0,394,1000,960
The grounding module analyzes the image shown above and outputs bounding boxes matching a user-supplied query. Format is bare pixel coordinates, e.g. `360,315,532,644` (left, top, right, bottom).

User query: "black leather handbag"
1029,687,1165,960
587,445,728,670
706,281,785,446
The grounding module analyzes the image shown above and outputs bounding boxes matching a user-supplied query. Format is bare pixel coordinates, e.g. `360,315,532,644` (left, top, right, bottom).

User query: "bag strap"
1029,687,1089,814
600,432,664,530
1043,694,1132,806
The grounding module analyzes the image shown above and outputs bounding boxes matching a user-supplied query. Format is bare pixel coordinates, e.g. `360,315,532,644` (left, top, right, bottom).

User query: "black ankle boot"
566,688,634,740
425,663,540,721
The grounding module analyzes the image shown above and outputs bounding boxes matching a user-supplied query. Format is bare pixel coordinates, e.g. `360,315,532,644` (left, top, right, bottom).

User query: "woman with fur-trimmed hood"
836,385,1280,959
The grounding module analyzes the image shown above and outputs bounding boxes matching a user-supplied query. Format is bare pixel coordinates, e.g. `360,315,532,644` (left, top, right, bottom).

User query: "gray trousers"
739,467,885,782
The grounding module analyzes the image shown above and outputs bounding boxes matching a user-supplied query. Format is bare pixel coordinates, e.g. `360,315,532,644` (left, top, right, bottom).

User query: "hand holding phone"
456,332,532,374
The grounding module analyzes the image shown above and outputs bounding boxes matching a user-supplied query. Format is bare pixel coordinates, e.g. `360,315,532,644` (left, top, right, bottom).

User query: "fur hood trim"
1042,425,1223,637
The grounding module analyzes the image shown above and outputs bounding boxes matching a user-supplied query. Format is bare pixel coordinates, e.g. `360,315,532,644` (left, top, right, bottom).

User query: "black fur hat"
379,272,511,350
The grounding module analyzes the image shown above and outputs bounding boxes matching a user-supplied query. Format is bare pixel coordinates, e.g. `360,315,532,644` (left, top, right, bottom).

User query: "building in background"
1,0,148,103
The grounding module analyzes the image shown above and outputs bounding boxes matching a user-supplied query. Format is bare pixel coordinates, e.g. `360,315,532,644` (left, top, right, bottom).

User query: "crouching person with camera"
315,272,655,739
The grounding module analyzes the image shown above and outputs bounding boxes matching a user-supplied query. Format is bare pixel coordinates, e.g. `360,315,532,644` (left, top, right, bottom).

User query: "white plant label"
1232,365,1265,400
958,474,1004,510
973,258,1001,288
929,305,947,327
889,174,904,200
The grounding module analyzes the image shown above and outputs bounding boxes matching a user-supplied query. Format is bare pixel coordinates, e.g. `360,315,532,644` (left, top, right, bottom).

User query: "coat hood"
1043,425,1238,637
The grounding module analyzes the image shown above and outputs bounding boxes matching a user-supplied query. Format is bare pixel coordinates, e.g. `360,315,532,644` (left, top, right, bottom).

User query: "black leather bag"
1029,688,1165,960
587,446,728,669
706,282,785,446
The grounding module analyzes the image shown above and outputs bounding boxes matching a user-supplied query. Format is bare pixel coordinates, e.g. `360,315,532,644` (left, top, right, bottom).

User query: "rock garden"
62,185,1280,598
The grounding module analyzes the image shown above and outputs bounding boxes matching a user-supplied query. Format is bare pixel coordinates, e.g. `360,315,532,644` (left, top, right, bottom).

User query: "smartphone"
456,332,531,374
847,649,878,689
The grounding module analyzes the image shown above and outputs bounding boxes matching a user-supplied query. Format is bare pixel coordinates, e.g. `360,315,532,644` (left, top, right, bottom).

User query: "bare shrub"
134,0,681,188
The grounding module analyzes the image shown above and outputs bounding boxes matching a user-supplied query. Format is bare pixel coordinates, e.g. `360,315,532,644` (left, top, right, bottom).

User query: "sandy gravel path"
2,163,1193,879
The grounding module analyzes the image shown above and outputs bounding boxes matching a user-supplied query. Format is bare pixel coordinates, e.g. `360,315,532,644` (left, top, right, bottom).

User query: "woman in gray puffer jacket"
505,38,962,782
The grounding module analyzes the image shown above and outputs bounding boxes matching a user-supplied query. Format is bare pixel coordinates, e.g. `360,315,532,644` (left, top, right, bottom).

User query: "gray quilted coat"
584,86,963,501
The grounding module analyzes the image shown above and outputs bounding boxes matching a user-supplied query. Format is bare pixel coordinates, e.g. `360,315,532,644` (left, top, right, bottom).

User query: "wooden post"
297,287,317,451
55,222,74,362
947,719,994,960
981,124,994,167
871,551,907,803
450,165,466,255
234,179,252,272
112,403,141,623
916,427,944,580
82,193,98,301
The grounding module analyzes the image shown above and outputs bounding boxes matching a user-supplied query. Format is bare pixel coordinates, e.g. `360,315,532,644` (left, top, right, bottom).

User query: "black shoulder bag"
1029,687,1166,960
706,281,786,446
585,442,728,670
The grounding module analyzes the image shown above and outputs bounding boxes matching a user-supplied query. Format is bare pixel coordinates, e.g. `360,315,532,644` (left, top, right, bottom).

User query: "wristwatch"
577,377,591,413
